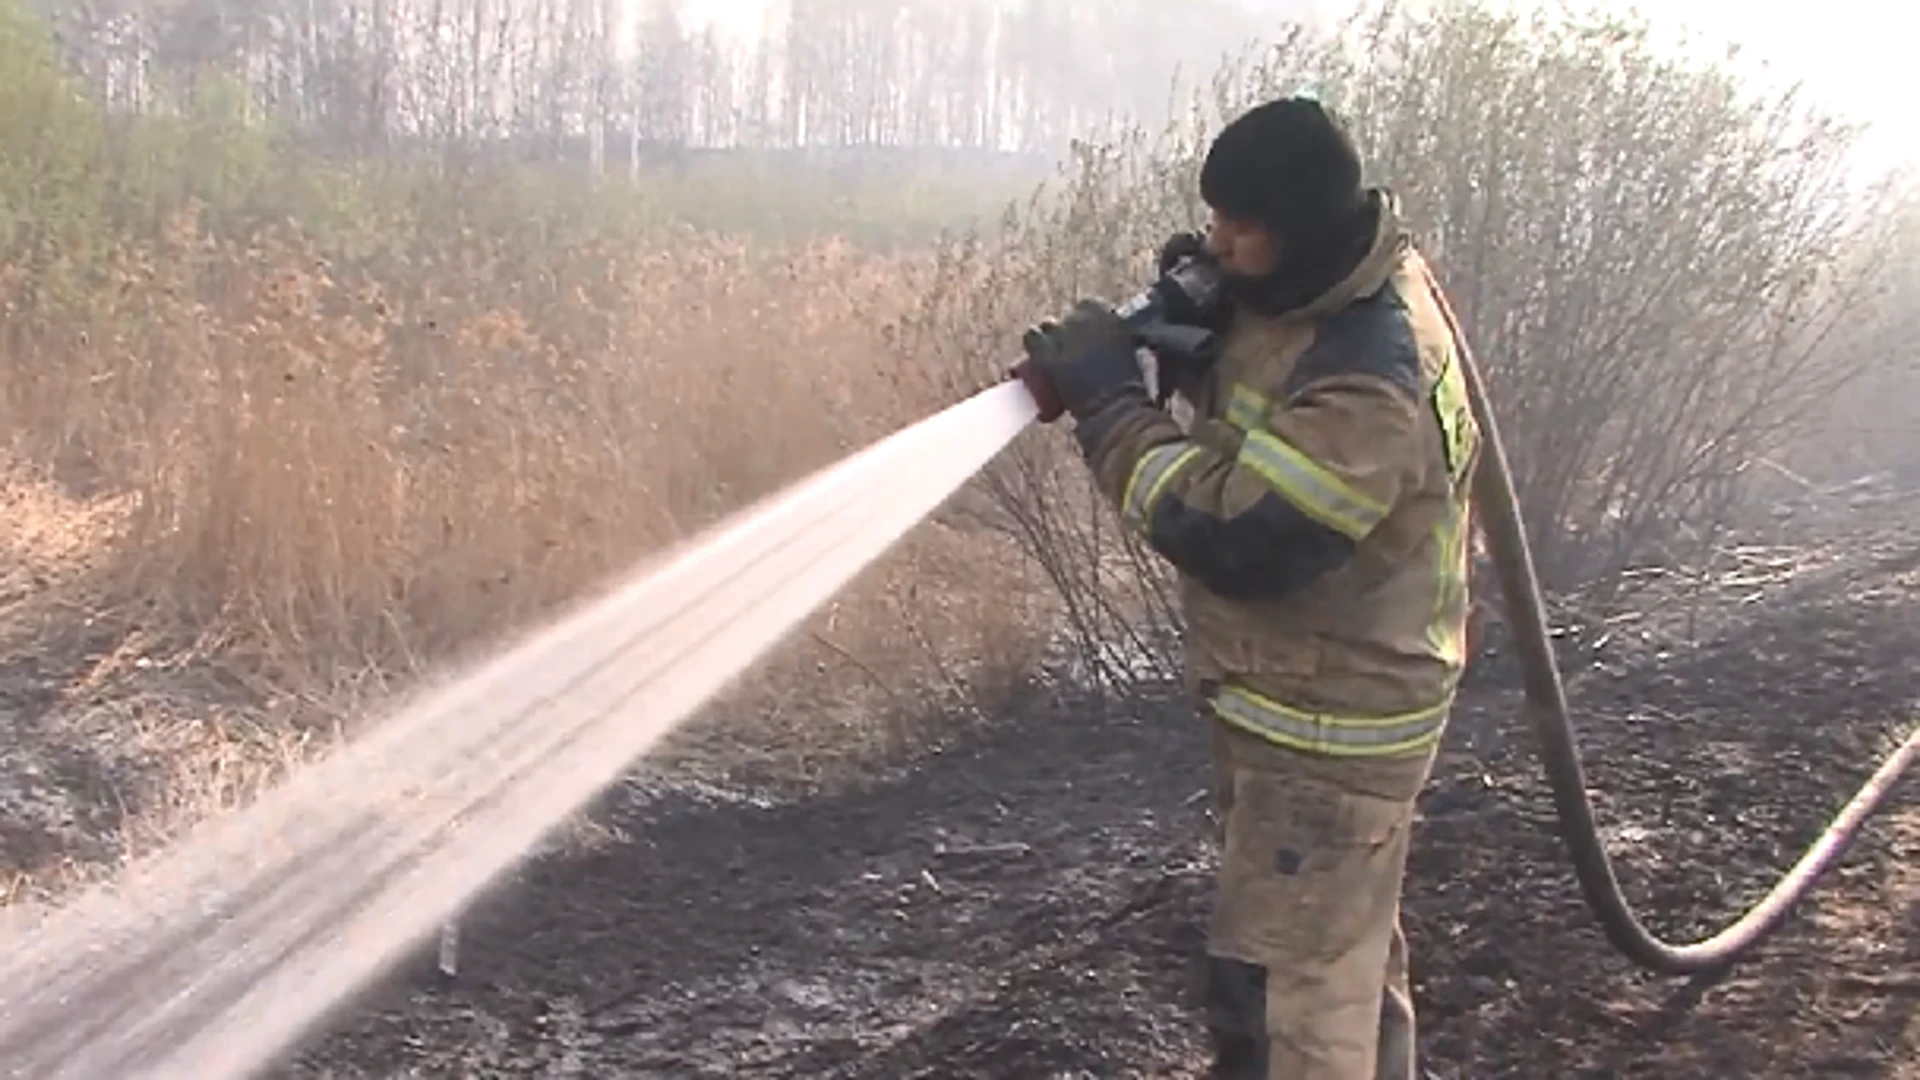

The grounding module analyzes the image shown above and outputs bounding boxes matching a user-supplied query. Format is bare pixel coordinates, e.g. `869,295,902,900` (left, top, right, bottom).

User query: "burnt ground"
240,528,1920,1080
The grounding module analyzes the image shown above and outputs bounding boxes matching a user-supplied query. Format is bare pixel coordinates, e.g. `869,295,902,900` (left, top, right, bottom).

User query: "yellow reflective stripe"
1225,384,1269,432
1121,442,1204,532
1426,347,1478,665
1431,352,1477,487
1235,429,1389,541
1426,501,1471,666
1211,684,1450,757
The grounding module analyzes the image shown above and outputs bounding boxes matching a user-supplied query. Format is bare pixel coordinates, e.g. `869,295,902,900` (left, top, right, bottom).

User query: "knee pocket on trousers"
1214,769,1411,966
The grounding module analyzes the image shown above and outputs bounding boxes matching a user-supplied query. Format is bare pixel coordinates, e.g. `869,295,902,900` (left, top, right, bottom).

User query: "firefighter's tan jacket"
1076,191,1481,758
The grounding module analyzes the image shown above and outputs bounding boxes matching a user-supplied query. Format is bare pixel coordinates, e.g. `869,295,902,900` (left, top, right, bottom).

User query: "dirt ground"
218,526,1917,1080
3,499,1916,1078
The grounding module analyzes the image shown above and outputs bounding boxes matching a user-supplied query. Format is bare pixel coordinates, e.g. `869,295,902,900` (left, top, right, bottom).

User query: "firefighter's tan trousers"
1206,717,1438,1080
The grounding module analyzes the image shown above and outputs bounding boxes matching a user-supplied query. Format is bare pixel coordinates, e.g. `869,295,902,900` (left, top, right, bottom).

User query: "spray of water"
0,381,1036,1079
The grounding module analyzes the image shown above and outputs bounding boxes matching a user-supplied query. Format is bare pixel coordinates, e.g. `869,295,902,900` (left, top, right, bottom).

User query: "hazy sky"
673,0,1919,170
1555,0,1920,171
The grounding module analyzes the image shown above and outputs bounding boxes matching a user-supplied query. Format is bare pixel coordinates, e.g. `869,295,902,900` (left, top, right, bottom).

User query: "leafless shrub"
1328,1,1907,585
1771,195,1920,498
904,0,1913,691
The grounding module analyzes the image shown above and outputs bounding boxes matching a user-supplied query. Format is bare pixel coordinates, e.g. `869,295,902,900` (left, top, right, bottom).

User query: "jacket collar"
1280,188,1408,322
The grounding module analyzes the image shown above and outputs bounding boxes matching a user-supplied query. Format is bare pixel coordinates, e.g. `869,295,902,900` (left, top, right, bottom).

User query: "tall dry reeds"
5,202,1050,688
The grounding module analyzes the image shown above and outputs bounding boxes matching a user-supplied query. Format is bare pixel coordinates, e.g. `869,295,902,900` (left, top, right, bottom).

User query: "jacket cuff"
1073,393,1187,507
1072,389,1153,458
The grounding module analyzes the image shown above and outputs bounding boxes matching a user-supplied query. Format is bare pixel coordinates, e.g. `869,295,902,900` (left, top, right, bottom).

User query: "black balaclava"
1199,96,1376,316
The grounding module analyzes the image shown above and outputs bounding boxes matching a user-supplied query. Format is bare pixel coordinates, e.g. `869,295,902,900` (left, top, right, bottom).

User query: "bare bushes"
1329,1,1907,584
891,138,1204,692
905,0,1913,690
1771,201,1920,498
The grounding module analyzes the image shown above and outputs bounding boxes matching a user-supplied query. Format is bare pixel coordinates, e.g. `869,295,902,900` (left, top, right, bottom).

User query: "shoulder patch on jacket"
1282,282,1421,403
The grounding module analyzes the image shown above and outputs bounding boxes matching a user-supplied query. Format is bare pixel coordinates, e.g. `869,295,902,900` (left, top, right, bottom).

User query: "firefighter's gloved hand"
1013,300,1146,424
1157,229,1207,276
1009,349,1066,423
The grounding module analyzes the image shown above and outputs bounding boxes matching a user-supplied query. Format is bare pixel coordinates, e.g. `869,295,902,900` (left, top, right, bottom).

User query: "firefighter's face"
1205,210,1282,278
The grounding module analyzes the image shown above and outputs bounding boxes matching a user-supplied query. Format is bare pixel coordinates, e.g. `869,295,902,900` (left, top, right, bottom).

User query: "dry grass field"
0,188,1059,903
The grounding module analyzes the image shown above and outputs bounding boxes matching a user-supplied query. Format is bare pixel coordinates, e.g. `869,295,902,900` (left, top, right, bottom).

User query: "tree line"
34,0,1282,160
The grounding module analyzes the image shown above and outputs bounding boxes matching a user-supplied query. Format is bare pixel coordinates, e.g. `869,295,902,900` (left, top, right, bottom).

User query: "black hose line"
1422,263,1920,976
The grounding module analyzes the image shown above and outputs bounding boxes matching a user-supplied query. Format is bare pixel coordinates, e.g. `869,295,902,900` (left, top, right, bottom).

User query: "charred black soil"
265,530,1920,1080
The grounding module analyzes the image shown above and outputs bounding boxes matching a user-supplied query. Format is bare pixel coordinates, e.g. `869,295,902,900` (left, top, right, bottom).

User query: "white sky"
671,0,1920,171
1545,0,1920,174
675,0,772,39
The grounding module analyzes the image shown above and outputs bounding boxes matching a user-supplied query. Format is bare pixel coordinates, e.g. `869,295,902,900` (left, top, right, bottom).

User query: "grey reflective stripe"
1211,684,1449,757
1235,429,1390,541
1121,441,1203,531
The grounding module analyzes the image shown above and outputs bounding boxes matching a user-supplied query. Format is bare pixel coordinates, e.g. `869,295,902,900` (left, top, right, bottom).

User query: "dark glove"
1009,299,1145,424
1010,347,1067,423
1158,229,1207,276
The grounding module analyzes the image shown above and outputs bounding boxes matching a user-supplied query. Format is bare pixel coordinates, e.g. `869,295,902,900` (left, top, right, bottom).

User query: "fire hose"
1419,263,1920,976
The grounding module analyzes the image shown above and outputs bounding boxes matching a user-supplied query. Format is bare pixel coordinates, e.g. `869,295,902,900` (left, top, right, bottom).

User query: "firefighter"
1014,96,1481,1080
